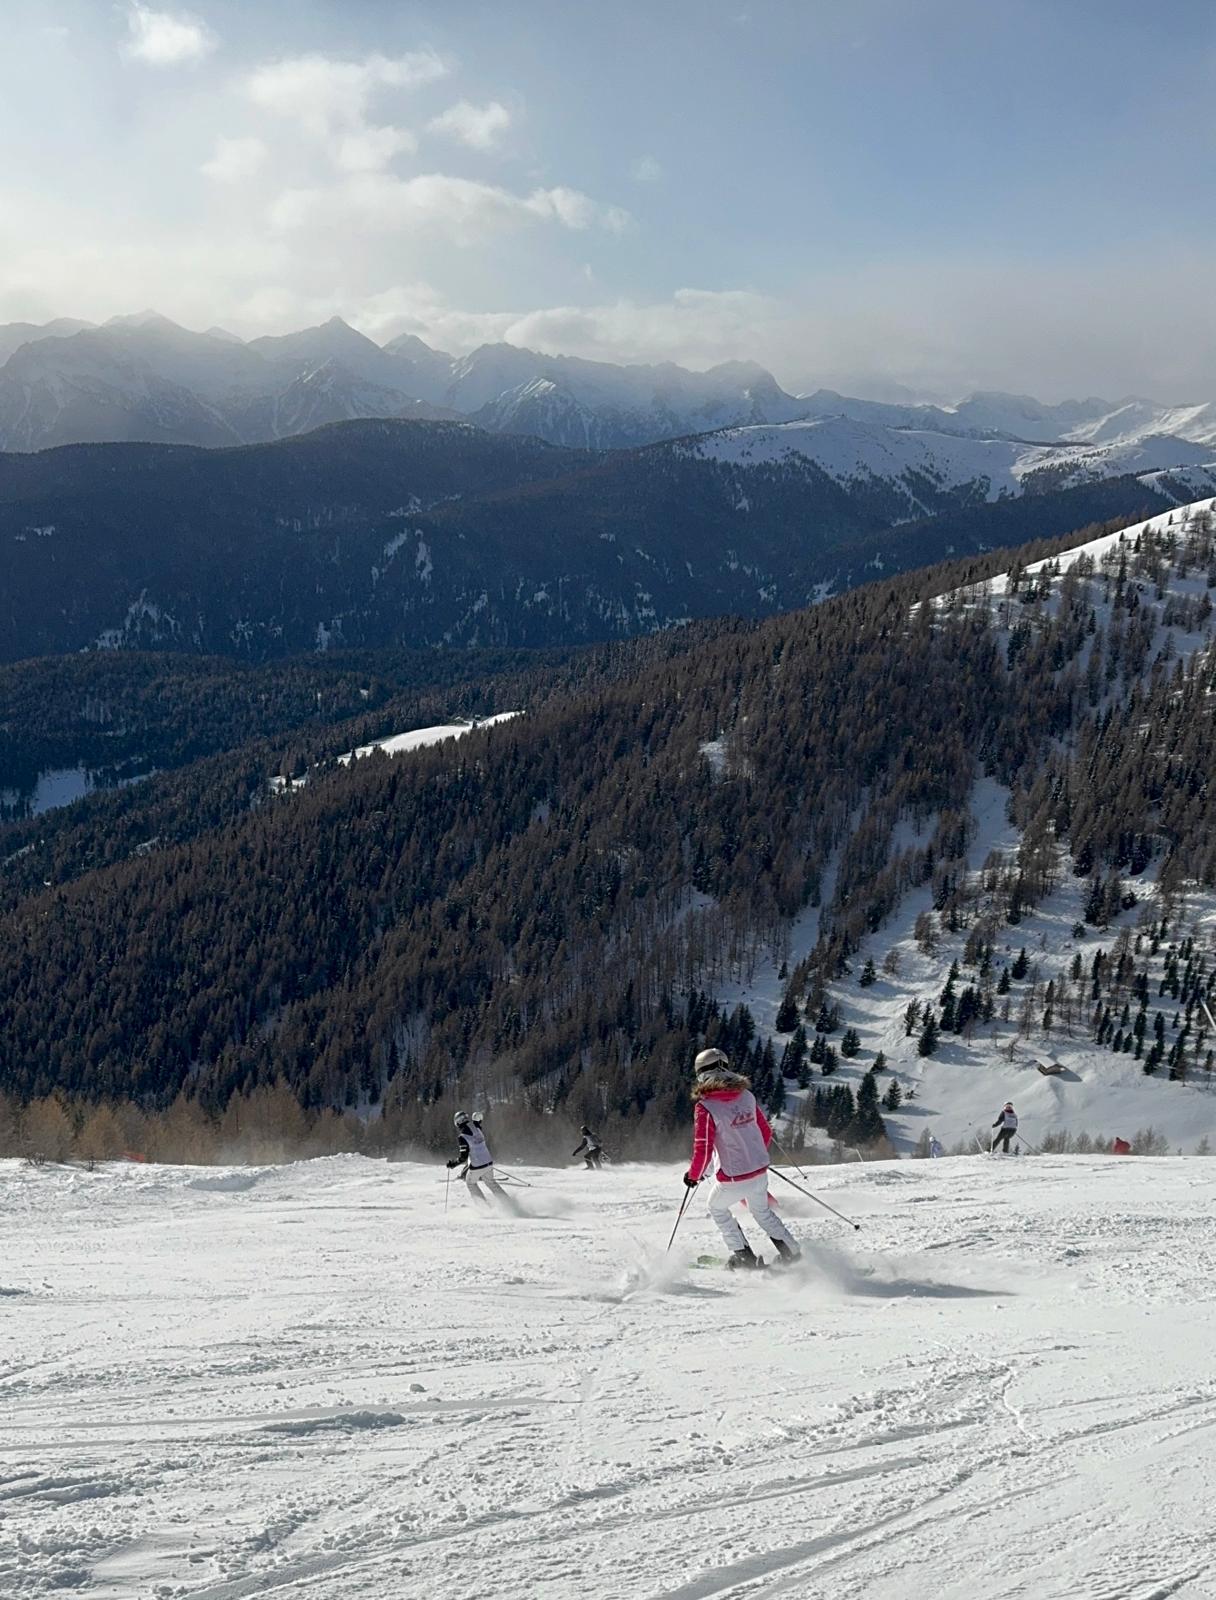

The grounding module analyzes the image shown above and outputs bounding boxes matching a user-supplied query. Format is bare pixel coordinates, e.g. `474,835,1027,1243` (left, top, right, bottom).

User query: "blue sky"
2,0,1214,396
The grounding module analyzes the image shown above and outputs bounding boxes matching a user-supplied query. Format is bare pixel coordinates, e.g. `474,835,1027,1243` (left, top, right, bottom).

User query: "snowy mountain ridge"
679,418,1216,515
7,311,1216,462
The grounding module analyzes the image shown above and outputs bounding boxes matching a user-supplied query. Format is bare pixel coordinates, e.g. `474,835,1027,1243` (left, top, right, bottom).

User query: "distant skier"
929,1133,943,1159
447,1111,512,1208
572,1125,604,1170
684,1047,800,1269
991,1103,1018,1154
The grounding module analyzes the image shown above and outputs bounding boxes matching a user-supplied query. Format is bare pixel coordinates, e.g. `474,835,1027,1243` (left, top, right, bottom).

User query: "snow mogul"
991,1102,1018,1154
447,1111,512,1207
571,1125,604,1170
684,1047,801,1269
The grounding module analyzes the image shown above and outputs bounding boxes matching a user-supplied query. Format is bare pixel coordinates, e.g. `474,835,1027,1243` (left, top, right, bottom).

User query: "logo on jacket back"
730,1110,755,1128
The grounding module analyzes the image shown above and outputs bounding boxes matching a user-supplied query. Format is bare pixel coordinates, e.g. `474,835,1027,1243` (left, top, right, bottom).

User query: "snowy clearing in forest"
337,711,520,766
4,1153,1216,1599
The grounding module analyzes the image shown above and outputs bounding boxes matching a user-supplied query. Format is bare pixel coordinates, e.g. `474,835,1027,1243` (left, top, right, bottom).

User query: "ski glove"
446,1159,460,1169
683,1173,699,1189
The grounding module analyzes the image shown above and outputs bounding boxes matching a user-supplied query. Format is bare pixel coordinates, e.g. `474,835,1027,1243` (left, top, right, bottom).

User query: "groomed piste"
4,1151,1215,1599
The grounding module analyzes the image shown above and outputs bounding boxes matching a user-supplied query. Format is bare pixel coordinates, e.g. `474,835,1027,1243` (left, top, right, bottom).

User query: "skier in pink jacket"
684,1047,801,1269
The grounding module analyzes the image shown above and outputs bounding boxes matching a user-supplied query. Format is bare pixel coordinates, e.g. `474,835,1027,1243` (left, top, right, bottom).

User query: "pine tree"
840,1026,861,1059
774,992,799,1034
917,1013,939,1057
858,957,877,987
1011,949,1029,980
882,1077,903,1111
853,1071,886,1145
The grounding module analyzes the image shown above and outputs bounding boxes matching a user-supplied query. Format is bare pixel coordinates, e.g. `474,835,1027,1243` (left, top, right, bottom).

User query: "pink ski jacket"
687,1071,772,1183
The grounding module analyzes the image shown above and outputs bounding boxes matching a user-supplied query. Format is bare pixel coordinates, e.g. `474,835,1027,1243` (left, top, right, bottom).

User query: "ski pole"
444,1165,451,1214
768,1164,861,1231
769,1133,813,1185
666,1183,697,1252
493,1167,534,1188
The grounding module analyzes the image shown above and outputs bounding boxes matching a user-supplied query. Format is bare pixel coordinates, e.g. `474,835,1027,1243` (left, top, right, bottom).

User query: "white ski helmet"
454,1110,470,1126
471,1112,484,1126
694,1047,730,1076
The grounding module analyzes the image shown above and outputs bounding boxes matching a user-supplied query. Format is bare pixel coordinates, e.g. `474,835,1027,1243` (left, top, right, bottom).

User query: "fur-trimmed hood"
691,1069,751,1101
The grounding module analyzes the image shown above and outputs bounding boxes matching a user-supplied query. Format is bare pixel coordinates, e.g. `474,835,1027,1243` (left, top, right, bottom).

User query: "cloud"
122,3,215,67
348,285,775,369
242,49,445,175
247,50,444,135
270,173,630,241
201,137,267,184
630,154,662,183
427,100,512,151
333,126,417,172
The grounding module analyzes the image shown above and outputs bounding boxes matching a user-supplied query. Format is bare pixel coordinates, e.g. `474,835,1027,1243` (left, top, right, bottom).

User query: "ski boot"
726,1245,763,1270
770,1239,801,1265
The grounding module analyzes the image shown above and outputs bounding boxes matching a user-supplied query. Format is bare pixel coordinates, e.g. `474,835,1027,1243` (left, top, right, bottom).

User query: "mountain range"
0,417,1182,662
6,311,1216,461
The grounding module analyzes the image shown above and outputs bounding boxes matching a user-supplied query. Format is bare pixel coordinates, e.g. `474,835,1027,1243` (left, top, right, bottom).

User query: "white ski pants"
708,1172,796,1252
465,1162,506,1202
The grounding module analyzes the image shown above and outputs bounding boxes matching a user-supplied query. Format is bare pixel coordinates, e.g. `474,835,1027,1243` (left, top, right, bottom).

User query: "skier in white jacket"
447,1112,512,1207
684,1048,800,1269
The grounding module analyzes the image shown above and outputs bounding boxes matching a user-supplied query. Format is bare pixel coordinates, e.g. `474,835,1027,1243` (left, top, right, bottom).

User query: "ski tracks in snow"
2,1155,1216,1597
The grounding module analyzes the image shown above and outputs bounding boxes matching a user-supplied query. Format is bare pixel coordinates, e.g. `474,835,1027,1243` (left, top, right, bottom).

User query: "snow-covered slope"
792,387,1216,453
5,1152,1215,1599
337,711,519,765
679,417,1215,513
708,499,1216,1154
1135,462,1216,501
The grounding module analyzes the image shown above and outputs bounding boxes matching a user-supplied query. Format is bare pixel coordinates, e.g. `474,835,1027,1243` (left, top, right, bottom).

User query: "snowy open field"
5,1153,1216,1599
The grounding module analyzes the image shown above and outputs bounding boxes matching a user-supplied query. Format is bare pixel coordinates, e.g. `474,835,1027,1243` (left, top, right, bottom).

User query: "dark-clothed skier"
991,1102,1018,1154
572,1125,604,1170
447,1111,512,1207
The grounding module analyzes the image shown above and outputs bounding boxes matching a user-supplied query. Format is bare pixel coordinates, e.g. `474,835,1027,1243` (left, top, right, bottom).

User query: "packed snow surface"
4,1153,1216,1598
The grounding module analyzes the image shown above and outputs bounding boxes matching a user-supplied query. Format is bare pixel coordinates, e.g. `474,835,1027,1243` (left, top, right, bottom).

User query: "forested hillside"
4,501,1213,1162
0,418,1170,661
